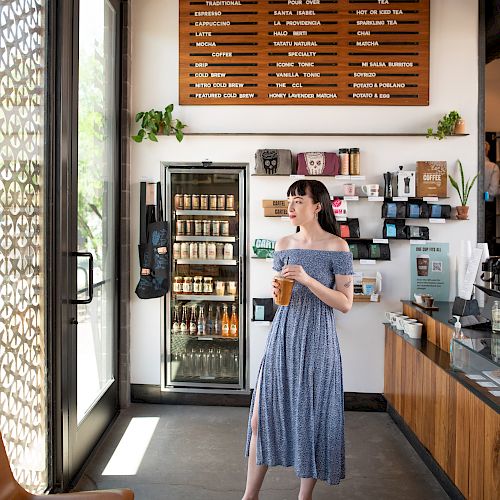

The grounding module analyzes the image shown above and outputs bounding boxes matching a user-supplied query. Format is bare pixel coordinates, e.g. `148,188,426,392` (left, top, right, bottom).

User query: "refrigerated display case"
161,162,249,393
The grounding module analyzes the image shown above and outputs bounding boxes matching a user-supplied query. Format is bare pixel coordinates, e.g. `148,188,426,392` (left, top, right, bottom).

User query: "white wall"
130,0,479,393
486,58,500,134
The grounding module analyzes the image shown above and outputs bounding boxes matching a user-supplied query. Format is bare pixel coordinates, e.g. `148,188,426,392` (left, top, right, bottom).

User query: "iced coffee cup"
274,274,294,306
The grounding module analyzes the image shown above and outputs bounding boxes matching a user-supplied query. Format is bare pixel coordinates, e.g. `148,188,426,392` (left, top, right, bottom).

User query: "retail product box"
264,207,288,217
416,161,447,197
395,170,416,197
262,199,287,208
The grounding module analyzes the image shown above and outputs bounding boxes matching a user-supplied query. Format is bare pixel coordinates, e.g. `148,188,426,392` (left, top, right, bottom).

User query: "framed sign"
179,0,430,105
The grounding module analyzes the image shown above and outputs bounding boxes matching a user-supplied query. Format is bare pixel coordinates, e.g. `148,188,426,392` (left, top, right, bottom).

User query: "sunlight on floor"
101,417,159,475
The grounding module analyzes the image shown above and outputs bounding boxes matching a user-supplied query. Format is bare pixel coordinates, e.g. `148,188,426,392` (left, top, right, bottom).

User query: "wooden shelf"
183,132,470,137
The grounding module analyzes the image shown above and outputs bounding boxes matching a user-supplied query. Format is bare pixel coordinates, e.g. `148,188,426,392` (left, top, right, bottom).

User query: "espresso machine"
480,256,500,292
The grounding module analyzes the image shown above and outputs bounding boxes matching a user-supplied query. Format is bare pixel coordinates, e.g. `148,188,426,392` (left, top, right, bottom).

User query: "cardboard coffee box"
416,161,448,197
262,199,287,208
263,207,288,217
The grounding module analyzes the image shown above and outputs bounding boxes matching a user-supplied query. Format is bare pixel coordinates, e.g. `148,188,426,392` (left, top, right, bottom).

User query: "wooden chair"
1,433,134,499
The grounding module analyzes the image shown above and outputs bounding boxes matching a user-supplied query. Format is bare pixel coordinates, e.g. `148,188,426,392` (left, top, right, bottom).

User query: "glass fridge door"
165,166,245,390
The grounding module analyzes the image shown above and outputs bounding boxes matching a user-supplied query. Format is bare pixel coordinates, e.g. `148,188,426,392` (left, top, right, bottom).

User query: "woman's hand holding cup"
272,276,281,301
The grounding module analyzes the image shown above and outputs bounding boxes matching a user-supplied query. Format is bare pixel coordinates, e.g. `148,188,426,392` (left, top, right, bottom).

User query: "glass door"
165,166,246,391
64,0,120,483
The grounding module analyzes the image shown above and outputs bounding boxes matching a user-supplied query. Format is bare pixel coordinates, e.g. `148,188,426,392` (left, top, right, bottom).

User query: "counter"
384,301,499,500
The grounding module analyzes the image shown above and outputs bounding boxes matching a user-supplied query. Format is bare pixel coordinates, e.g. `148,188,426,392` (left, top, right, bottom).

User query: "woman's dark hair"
287,179,340,236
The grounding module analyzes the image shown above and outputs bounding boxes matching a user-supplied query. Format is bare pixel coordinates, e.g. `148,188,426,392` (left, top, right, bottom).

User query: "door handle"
73,252,94,304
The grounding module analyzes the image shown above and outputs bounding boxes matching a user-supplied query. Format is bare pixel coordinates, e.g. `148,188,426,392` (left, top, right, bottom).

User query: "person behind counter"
242,179,354,500
484,140,499,200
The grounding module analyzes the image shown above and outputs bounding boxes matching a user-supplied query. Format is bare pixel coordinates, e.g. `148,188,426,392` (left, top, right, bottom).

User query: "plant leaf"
148,132,158,142
166,104,174,113
131,134,142,143
135,112,144,122
175,129,184,142
458,159,465,200
448,174,464,205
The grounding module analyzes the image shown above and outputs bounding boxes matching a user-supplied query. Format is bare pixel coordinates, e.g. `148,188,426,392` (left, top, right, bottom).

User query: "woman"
243,179,354,500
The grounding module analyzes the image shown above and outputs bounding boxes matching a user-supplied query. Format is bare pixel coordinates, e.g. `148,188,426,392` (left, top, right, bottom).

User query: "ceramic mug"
403,319,418,334
385,311,400,324
361,184,380,196
423,295,435,308
344,184,356,196
406,322,423,339
395,315,409,330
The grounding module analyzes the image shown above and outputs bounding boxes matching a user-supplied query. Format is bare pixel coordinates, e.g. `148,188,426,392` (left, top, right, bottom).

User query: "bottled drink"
180,306,188,334
172,306,180,335
214,305,221,336
230,305,238,337
222,304,230,337
189,305,198,335
197,306,206,336
206,304,214,335
492,300,500,332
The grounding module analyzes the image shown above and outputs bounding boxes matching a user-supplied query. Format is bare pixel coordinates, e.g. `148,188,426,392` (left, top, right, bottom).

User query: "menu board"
179,0,429,105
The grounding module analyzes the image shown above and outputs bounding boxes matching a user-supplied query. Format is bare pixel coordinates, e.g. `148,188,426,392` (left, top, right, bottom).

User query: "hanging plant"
426,110,462,140
132,104,186,143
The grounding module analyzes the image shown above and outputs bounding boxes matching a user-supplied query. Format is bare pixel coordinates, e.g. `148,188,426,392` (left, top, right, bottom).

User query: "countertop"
386,301,500,413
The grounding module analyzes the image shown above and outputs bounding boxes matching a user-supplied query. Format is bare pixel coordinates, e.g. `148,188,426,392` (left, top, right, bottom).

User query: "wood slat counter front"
384,302,499,500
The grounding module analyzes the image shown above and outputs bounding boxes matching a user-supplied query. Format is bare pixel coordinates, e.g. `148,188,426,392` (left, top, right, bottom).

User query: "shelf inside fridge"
176,209,236,216
171,334,239,342
175,235,237,242
175,259,237,265
173,294,236,302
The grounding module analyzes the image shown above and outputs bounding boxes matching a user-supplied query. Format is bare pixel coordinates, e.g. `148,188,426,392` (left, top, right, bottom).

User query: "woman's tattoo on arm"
343,280,352,288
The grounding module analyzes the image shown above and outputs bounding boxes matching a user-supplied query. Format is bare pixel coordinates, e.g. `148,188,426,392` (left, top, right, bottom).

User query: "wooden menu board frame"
179,0,429,106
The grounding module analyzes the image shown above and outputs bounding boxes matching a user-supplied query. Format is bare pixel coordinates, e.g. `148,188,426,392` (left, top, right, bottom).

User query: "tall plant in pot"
448,159,477,220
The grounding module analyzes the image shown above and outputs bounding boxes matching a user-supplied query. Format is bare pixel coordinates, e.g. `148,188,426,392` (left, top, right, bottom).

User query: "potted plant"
448,159,478,220
426,110,462,140
132,104,186,143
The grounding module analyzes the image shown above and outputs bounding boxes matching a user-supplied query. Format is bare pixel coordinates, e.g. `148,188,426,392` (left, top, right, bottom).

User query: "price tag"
373,239,389,244
423,197,439,202
429,218,445,224
335,175,350,181
290,175,305,179
343,196,359,201
350,175,366,181
337,216,347,222
409,240,422,245
370,293,379,302
368,196,384,202
393,197,408,201
359,259,376,265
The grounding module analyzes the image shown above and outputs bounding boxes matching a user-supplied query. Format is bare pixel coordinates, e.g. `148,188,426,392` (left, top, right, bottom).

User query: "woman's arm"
280,266,353,313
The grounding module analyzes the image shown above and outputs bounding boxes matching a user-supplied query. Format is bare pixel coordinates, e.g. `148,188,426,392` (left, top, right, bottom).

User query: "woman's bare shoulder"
275,235,294,251
324,235,350,252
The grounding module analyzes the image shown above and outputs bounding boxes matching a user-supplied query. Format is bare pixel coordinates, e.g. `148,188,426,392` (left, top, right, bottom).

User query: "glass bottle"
197,306,206,336
189,305,198,335
492,300,500,332
222,304,230,337
206,304,214,335
180,306,188,334
230,305,238,337
172,306,180,335
214,305,221,336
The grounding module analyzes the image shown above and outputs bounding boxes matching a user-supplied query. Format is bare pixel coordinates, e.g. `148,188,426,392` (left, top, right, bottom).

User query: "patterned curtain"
0,0,48,493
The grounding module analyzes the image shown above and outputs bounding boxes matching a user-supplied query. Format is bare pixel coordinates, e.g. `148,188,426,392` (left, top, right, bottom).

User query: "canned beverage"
180,242,189,259
217,194,226,211
192,194,200,210
194,219,203,236
207,243,216,260
221,220,230,236
209,195,217,211
173,243,181,260
183,194,192,210
185,219,193,236
200,194,209,210
226,194,235,210
203,220,211,236
174,194,184,210
212,220,220,236
176,220,185,235
216,243,224,260
189,242,198,259
198,242,207,259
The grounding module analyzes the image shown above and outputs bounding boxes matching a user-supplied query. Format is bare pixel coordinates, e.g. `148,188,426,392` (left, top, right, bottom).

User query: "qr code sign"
432,261,443,273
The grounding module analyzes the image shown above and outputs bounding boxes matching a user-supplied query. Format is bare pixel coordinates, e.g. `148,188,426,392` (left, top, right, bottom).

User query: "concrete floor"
75,404,449,500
